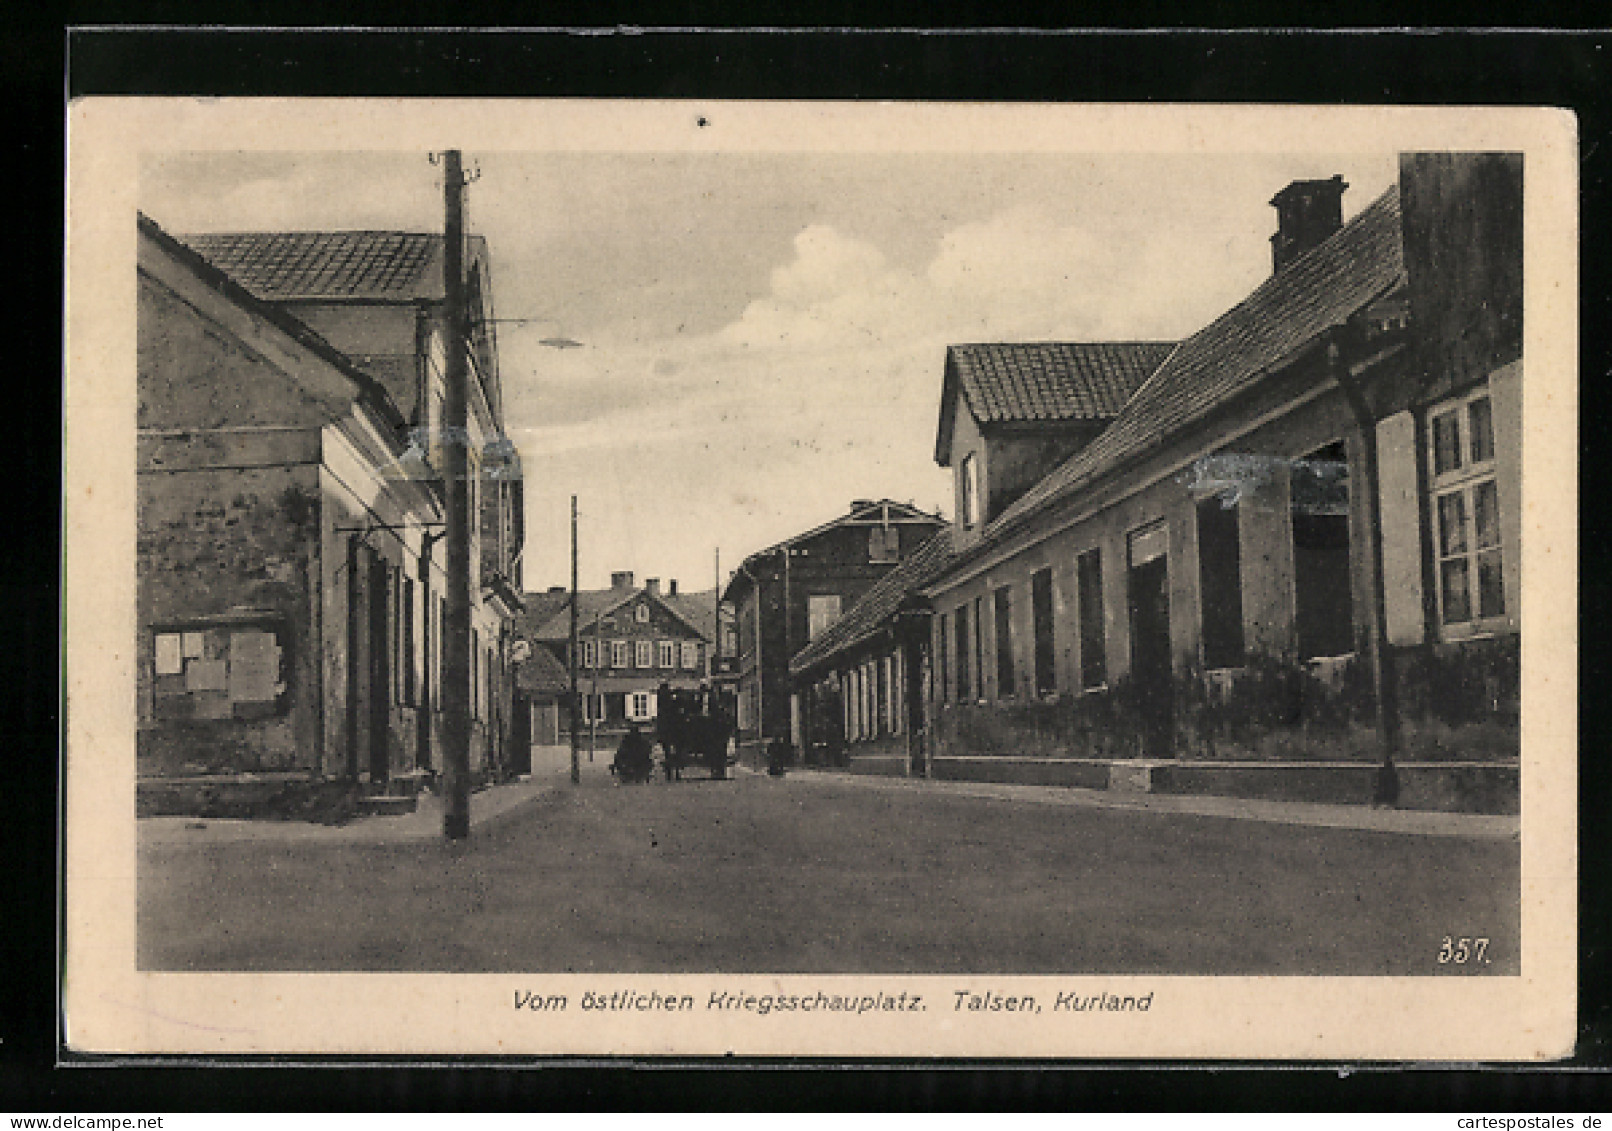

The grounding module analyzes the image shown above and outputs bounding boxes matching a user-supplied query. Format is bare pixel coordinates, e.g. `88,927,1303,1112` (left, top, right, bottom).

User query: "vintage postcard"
63,99,1577,1060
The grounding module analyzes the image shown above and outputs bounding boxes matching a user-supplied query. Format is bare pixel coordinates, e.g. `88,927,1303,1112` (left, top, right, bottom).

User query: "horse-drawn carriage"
654,684,736,781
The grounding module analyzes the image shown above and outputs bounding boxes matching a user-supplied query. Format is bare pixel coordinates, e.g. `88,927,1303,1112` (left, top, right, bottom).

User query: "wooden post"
440,150,472,839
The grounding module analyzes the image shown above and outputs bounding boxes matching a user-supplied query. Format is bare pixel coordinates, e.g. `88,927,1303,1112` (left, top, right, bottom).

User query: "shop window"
1077,549,1107,689
1428,390,1505,630
153,622,287,721
993,586,1016,698
1196,494,1246,668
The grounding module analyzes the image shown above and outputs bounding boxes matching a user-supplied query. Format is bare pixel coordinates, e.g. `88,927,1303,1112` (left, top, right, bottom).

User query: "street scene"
133,141,1524,976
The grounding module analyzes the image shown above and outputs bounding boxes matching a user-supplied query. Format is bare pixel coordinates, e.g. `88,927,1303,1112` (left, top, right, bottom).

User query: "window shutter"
1488,360,1524,627
1376,410,1425,646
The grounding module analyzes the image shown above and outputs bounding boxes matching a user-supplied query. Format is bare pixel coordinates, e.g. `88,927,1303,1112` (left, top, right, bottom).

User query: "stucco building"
137,217,524,797
914,155,1522,801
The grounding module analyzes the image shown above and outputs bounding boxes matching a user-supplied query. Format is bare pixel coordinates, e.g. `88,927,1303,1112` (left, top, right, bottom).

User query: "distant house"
789,529,957,773
514,573,717,739
916,155,1522,786
721,500,946,757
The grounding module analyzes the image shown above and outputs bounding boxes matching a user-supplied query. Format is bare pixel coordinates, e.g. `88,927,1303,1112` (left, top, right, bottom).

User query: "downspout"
417,527,445,777
1327,334,1402,806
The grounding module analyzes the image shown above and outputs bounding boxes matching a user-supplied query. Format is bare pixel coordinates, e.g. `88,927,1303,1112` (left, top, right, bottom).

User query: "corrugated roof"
952,341,1175,424
790,529,957,677
980,185,1405,544
179,231,453,301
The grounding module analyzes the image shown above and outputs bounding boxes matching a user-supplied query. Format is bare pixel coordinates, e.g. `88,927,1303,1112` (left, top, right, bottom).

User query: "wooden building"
721,500,945,759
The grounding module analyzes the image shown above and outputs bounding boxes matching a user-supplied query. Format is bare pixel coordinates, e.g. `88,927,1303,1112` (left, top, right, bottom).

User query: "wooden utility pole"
569,495,581,785
440,149,472,839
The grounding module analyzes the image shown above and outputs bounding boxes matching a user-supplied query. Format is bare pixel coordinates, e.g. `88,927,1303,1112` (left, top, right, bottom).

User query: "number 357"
1438,936,1490,965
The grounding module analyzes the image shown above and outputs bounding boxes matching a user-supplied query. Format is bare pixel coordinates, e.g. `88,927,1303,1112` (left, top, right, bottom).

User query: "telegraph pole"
440,149,472,839
569,495,581,785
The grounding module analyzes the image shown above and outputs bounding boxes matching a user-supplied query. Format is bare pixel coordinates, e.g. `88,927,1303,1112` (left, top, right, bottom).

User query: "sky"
140,148,1398,592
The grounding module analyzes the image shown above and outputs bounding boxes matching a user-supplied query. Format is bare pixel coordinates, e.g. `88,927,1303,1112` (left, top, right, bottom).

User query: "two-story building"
137,216,525,805
721,500,946,760
515,573,717,740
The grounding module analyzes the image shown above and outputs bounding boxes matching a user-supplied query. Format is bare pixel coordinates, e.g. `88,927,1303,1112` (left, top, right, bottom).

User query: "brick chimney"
611,570,634,591
669,579,679,596
1270,175,1348,273
851,499,876,512
644,578,660,596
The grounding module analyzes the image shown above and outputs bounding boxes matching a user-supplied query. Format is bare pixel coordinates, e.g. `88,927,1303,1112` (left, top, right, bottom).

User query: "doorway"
1128,523,1173,758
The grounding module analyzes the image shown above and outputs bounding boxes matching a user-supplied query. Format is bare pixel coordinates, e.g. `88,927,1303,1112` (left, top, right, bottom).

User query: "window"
954,603,971,701
471,629,480,720
611,640,629,669
1196,495,1246,668
937,612,951,703
681,641,700,670
1031,568,1056,697
151,623,286,720
399,576,416,705
627,691,656,721
1291,441,1354,658
961,453,981,528
994,586,1016,698
635,603,650,624
1077,549,1107,689
658,640,676,668
635,640,653,668
807,594,842,640
972,596,986,700
1428,390,1505,628
869,525,900,563
582,639,598,669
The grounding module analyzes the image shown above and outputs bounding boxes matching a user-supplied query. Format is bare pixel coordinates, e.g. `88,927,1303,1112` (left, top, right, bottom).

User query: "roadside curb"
138,776,561,846
783,768,1521,840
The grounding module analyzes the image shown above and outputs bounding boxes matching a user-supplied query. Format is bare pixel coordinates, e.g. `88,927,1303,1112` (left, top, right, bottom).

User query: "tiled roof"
662,588,719,642
179,231,452,301
980,185,1405,545
515,645,571,695
790,529,957,677
951,341,1175,424
520,587,714,643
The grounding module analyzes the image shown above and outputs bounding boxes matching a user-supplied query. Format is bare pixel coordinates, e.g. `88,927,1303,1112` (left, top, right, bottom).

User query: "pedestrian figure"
612,723,655,784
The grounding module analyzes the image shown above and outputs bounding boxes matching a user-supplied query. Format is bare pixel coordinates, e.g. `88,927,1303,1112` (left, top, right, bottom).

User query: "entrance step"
355,794,418,817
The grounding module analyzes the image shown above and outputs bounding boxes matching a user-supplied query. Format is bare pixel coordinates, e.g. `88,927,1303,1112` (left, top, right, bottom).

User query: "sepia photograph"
63,98,1577,1059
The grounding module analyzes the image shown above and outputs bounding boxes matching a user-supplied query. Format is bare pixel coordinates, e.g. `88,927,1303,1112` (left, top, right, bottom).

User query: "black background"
11,16,1610,1112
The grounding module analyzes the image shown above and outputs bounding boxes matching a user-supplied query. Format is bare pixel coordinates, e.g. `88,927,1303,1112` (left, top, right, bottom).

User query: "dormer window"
961,452,981,528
